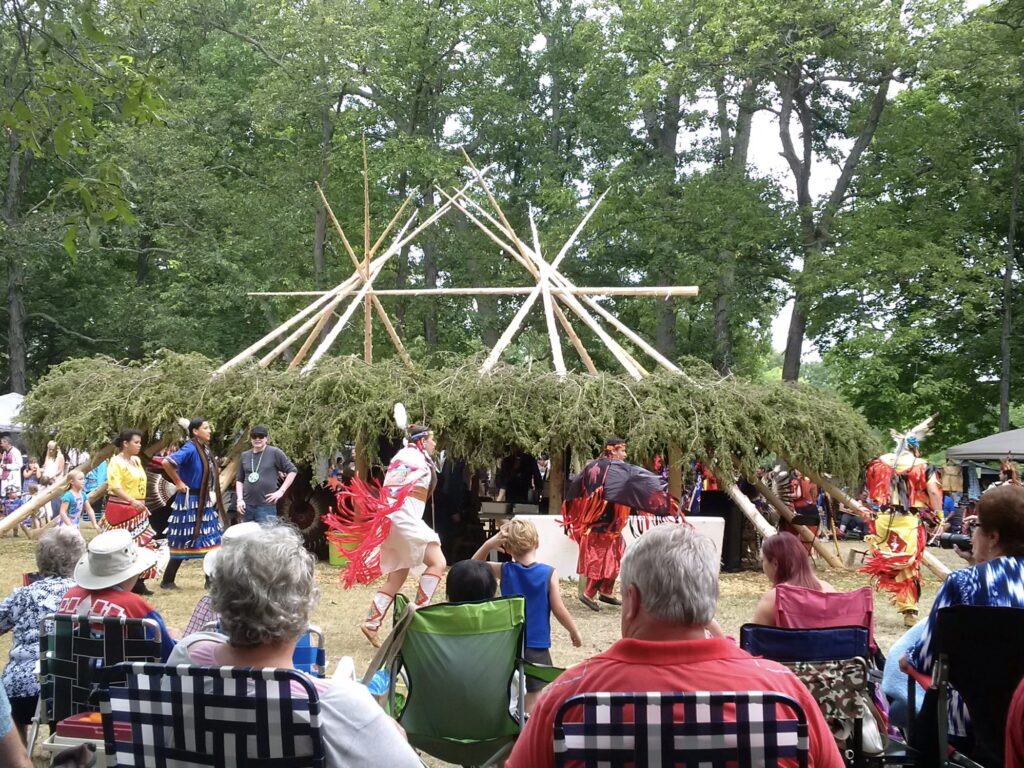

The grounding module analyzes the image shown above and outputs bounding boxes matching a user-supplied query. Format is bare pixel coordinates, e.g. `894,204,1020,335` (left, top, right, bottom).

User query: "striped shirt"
908,555,1024,736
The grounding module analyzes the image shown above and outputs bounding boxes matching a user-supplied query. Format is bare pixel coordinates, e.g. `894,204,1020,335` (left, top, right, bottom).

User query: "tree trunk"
781,293,808,382
136,231,152,285
655,274,676,359
3,144,26,393
1000,119,1022,431
311,104,334,292
712,255,734,374
420,188,439,350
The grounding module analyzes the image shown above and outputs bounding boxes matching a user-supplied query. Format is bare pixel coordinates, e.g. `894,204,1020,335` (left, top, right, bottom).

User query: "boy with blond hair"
473,518,582,710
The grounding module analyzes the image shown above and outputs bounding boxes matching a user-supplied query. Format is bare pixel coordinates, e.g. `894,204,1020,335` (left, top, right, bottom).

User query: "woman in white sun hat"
56,529,176,660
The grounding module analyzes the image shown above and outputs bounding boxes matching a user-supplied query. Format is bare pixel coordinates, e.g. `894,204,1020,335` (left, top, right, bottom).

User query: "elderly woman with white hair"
0,527,85,743
170,522,420,767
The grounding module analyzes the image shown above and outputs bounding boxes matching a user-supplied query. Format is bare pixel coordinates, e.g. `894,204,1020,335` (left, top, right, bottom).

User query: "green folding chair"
363,594,561,767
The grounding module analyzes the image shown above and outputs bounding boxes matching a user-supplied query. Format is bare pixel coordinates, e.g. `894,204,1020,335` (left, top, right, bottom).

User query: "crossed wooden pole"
230,146,699,379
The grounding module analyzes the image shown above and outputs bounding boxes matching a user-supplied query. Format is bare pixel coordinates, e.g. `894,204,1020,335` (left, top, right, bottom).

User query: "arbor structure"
238,150,698,381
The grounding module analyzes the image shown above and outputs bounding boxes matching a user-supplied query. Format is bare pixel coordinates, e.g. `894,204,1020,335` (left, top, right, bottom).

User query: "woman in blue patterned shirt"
902,483,1024,749
0,527,85,743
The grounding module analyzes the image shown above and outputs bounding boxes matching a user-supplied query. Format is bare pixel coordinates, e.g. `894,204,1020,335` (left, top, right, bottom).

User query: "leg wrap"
416,570,443,607
365,591,395,631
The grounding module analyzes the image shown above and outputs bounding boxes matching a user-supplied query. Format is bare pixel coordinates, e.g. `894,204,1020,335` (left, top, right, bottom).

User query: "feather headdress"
890,415,935,451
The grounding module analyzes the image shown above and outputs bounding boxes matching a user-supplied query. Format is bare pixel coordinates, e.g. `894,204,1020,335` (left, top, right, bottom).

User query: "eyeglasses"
251,436,267,441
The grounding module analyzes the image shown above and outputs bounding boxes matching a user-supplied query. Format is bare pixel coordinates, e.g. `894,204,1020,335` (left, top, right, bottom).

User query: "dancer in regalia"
158,417,225,590
325,406,447,647
861,418,942,626
562,436,675,611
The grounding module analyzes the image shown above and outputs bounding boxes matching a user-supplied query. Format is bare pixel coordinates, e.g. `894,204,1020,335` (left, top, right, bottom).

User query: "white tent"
0,392,23,433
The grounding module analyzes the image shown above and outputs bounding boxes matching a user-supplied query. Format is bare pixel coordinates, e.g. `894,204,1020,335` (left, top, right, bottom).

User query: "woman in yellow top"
100,429,158,594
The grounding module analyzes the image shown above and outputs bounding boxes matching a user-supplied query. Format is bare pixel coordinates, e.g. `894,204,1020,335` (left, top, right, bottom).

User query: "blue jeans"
243,504,278,523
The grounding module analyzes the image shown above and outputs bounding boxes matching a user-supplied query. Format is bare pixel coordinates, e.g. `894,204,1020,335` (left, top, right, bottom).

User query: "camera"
937,533,972,551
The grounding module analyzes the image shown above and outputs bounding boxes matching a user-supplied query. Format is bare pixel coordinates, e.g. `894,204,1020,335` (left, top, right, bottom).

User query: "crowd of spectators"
0,433,1022,767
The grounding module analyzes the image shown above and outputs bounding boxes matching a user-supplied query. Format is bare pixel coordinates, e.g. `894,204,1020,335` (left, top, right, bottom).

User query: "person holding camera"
900,484,1024,750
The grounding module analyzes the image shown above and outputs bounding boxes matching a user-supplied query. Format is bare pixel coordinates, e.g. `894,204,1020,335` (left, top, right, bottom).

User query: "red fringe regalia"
323,477,413,588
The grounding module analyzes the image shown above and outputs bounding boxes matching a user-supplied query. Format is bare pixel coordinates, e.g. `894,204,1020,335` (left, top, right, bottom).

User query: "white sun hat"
74,529,159,591
202,521,263,578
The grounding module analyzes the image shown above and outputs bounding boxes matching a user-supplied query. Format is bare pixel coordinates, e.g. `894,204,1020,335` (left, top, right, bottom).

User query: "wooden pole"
547,448,565,518
668,443,683,501
552,301,598,374
750,474,847,571
249,286,701,298
530,206,565,377
723,481,777,540
362,137,373,365
311,183,412,369
800,467,952,580
300,170,490,373
0,446,117,535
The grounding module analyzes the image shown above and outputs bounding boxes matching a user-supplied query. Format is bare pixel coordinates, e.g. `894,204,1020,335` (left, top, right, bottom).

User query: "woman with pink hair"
752,532,835,625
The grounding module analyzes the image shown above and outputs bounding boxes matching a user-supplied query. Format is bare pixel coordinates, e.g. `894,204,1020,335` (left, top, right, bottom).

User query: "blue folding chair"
203,621,327,678
99,661,326,767
740,624,875,767
553,690,810,767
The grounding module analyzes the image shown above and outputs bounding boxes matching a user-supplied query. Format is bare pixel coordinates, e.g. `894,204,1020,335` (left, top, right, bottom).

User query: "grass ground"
0,529,965,766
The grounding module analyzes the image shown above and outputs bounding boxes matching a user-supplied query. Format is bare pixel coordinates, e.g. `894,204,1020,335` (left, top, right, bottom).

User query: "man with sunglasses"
234,426,297,524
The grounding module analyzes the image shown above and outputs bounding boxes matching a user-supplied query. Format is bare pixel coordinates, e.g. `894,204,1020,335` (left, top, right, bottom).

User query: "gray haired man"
235,426,297,524
506,522,844,768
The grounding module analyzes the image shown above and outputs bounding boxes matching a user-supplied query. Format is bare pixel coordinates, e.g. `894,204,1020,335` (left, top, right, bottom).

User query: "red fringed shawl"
323,477,413,588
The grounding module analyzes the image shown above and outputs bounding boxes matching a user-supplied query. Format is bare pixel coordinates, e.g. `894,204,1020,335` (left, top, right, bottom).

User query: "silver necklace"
247,449,264,483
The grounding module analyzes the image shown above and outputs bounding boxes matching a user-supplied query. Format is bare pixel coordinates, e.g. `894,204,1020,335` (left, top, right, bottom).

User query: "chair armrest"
523,662,564,685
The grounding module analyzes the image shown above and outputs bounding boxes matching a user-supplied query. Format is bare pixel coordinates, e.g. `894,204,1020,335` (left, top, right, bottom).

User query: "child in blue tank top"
473,519,582,711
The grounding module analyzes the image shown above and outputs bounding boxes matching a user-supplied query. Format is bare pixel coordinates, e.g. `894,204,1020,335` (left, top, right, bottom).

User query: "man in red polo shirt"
506,522,843,768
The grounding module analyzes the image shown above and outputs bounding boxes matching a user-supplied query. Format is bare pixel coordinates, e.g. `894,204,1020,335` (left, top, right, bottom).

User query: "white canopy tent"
0,392,23,434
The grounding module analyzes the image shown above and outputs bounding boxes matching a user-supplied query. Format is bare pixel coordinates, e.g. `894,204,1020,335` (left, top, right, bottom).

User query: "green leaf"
63,225,78,260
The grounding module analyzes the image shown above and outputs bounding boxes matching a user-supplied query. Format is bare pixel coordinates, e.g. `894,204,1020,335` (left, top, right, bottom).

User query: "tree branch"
821,71,893,234
27,312,115,343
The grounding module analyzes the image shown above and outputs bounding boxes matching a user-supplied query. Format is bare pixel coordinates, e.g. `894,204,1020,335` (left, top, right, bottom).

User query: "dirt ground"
0,530,965,766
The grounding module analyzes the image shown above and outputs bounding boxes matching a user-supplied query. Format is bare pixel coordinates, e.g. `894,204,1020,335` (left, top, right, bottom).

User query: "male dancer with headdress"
325,413,447,647
862,420,943,627
564,437,633,612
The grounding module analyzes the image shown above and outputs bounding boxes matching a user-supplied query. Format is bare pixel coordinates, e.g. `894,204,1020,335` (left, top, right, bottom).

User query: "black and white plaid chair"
553,691,810,767
99,661,326,767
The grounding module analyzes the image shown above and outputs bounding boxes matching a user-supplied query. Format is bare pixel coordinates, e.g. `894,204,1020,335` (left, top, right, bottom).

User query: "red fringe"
323,477,413,589
858,520,926,606
560,488,634,540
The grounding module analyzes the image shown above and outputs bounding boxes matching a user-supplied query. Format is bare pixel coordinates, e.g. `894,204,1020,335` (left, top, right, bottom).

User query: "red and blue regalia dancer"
324,405,447,647
562,436,678,612
860,417,943,626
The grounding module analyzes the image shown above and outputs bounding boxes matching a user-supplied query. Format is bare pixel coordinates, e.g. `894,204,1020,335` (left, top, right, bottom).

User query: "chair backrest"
39,613,162,726
292,625,327,678
553,691,809,768
933,605,1024,766
392,594,526,766
99,661,326,768
739,624,870,663
775,585,876,649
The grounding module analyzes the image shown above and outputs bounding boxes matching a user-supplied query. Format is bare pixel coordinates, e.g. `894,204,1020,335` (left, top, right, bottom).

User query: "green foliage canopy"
19,351,881,484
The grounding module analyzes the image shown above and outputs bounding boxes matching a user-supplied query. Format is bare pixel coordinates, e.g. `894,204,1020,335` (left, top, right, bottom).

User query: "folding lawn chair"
202,620,328,678
774,584,879,658
552,691,810,767
740,624,874,767
29,614,162,755
98,661,326,767
907,605,1024,767
364,594,561,767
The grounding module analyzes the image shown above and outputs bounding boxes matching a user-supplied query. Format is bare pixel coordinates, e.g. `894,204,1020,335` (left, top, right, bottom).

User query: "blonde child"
57,471,98,528
473,519,581,711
